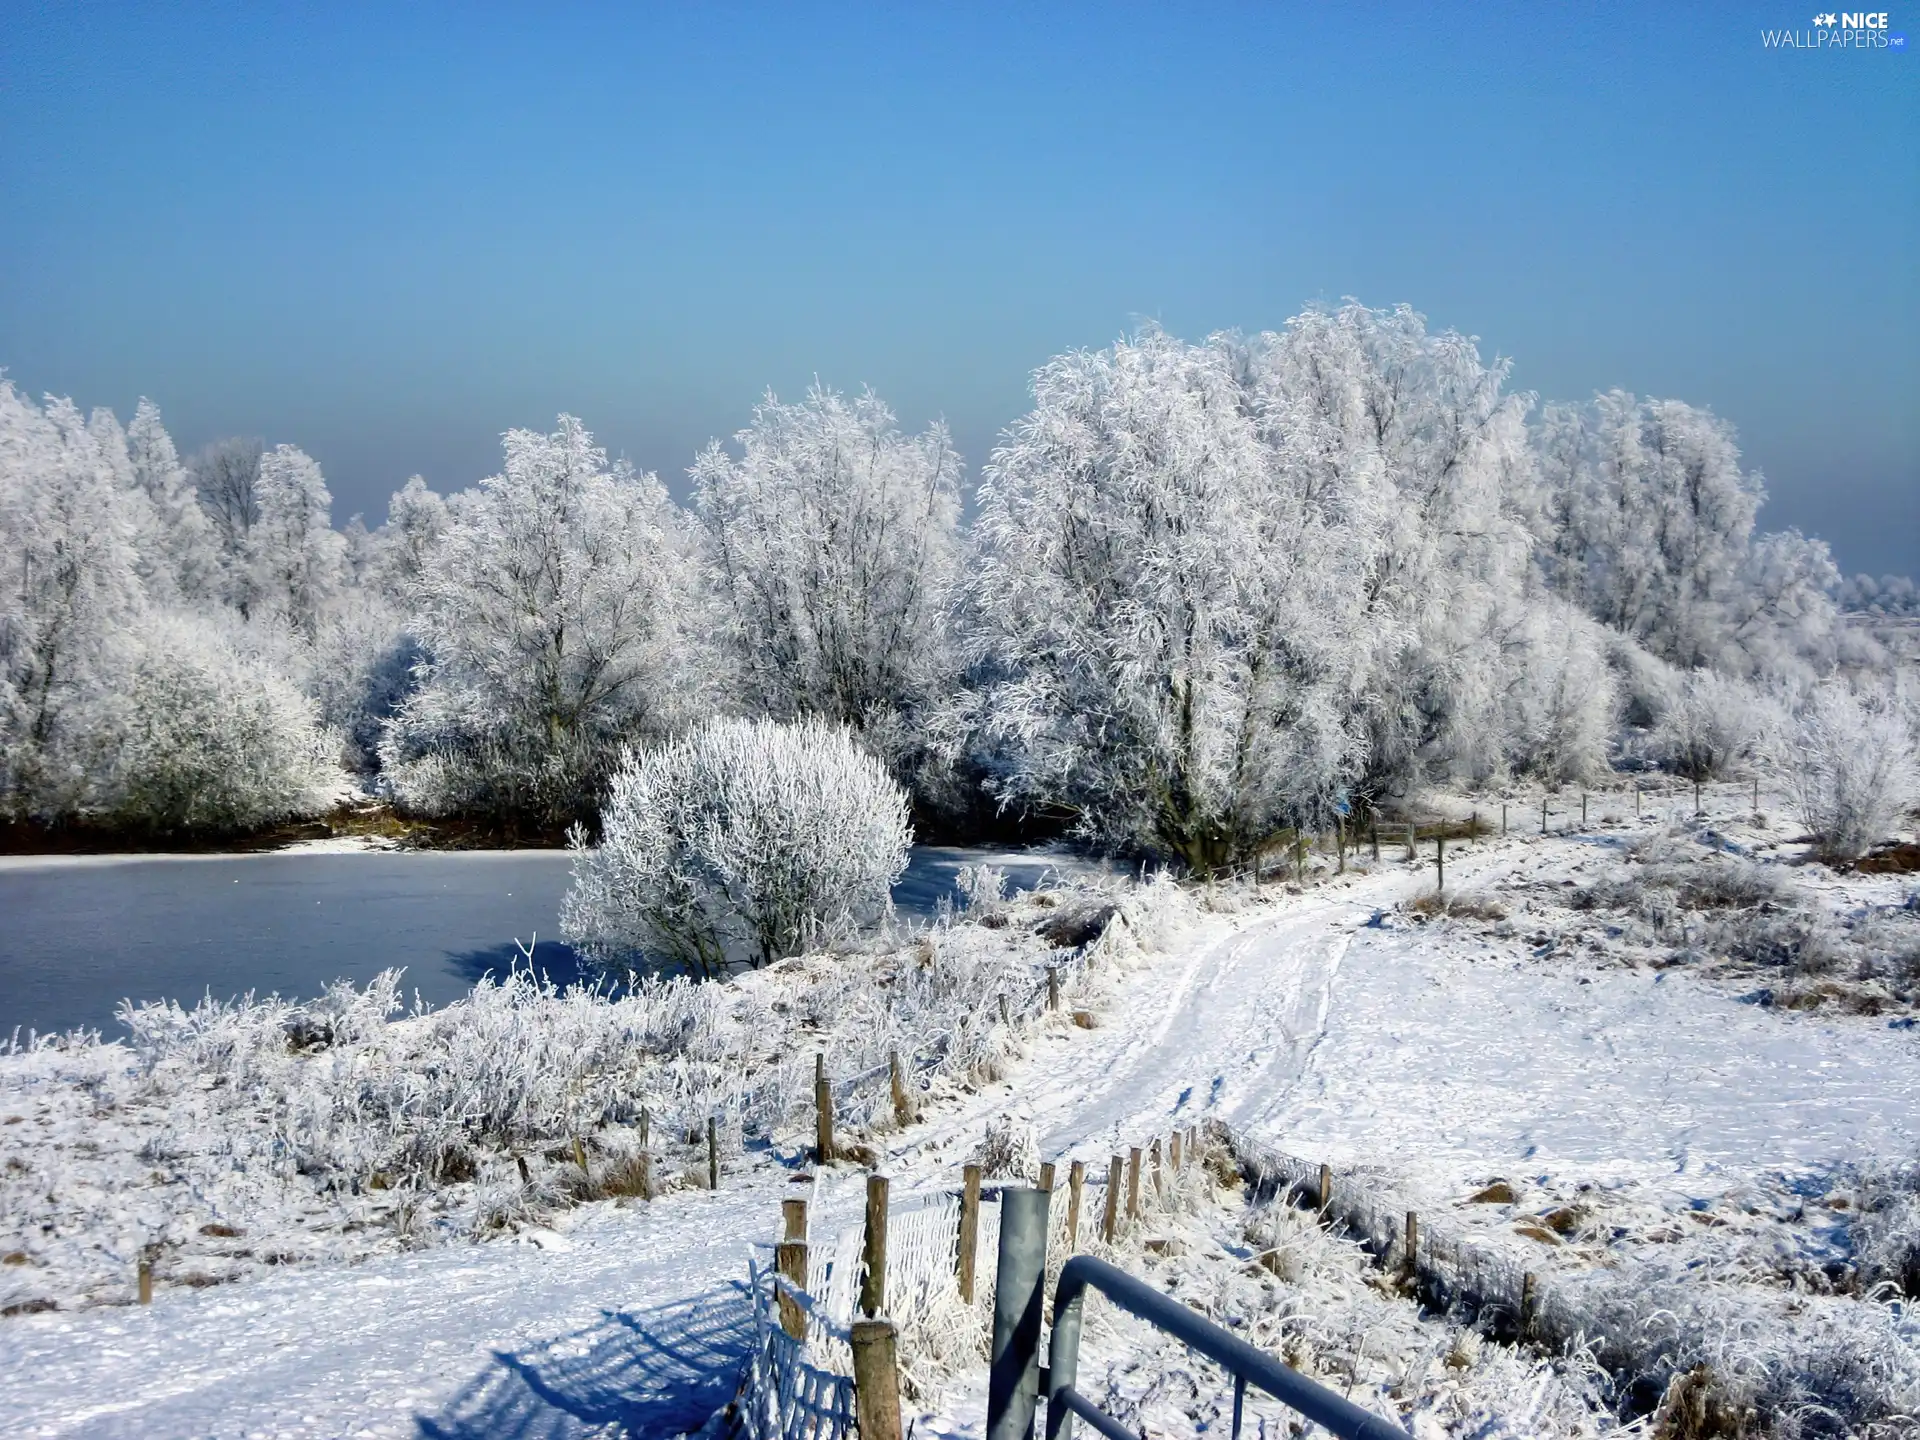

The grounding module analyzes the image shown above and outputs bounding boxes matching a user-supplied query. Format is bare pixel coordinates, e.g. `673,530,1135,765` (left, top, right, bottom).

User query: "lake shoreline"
0,803,570,865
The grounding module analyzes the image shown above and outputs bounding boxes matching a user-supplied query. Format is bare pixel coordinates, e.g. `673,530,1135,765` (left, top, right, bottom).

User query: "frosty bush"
563,716,912,975
1653,668,1780,784
1769,680,1919,863
111,619,340,832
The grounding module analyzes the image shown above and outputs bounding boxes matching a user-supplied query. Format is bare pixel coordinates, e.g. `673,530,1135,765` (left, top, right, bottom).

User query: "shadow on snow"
416,1284,754,1440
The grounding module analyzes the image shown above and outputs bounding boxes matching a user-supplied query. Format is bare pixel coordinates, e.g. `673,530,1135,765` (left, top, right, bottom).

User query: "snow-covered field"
4,792,1917,1436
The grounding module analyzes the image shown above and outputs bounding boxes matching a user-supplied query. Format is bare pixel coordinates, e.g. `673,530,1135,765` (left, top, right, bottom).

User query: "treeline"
0,303,1905,861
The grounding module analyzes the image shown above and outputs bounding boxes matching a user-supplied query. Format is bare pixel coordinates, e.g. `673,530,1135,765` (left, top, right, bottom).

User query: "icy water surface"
0,845,1088,1037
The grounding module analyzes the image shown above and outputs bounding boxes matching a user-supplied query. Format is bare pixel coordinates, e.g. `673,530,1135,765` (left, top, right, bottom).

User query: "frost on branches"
690,384,962,802
381,415,703,832
563,716,912,975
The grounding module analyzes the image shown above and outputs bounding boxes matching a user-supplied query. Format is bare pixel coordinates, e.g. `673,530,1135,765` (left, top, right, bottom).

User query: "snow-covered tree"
189,436,264,612
690,385,961,784
124,398,220,602
111,616,340,833
250,444,344,641
372,475,450,599
1529,393,1838,678
963,327,1386,870
1768,680,1918,863
382,416,702,830
562,716,911,975
0,383,145,819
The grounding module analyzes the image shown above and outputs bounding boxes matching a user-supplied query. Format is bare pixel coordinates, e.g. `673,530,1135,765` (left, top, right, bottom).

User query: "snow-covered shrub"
1769,680,1919,863
563,716,912,974
382,415,704,832
973,1115,1039,1180
1854,1161,1920,1298
109,618,340,832
691,384,962,798
1652,668,1780,784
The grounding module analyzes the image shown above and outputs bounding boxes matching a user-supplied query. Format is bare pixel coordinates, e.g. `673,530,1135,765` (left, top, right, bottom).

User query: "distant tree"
562,717,911,975
190,437,265,611
1530,393,1838,678
374,475,451,598
689,384,961,790
250,444,345,641
124,399,220,602
382,416,702,830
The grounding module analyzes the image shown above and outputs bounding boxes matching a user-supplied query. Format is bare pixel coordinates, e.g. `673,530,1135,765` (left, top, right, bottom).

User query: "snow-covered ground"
4,796,1917,1436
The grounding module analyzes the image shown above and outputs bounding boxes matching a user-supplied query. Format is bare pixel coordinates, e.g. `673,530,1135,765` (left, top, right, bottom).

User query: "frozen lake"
0,845,1090,1038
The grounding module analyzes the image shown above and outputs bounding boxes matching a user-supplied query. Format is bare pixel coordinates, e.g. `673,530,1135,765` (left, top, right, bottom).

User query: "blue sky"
2,2,1914,572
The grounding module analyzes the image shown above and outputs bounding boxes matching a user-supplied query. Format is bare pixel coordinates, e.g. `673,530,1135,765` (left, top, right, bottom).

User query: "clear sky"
2,2,1915,573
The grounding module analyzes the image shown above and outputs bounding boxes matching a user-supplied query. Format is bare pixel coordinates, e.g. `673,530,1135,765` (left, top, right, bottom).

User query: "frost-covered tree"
964,327,1385,870
563,716,911,975
0,383,144,819
112,617,339,833
1768,680,1918,863
124,399,220,602
1530,393,1838,678
383,416,702,830
250,444,345,641
190,436,264,612
1277,304,1544,796
690,385,961,783
372,475,450,599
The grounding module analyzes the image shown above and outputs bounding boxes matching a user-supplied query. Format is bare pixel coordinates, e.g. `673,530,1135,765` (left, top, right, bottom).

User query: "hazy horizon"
3,2,1914,573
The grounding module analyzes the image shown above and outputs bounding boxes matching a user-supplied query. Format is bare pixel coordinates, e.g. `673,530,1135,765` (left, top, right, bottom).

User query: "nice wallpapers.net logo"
1762,10,1908,47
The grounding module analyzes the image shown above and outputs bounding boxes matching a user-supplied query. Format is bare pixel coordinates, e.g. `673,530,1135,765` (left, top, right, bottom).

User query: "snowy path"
6,833,1918,1436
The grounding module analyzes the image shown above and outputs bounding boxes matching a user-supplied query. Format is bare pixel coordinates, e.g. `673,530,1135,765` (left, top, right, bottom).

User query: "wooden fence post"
1370,820,1380,861
783,1197,808,1242
1038,1161,1055,1193
1047,967,1060,1012
1067,1160,1086,1249
814,1053,834,1166
1169,1131,1182,1172
889,1049,913,1128
137,1258,153,1306
1403,1211,1419,1279
861,1173,889,1317
776,1239,809,1340
1406,822,1416,861
1336,818,1346,874
1752,775,1759,813
1318,1163,1333,1219
1581,792,1588,828
998,994,1010,1028
638,1109,651,1200
1470,810,1478,843
1635,785,1642,816
1541,796,1549,834
706,1115,719,1190
851,1319,905,1440
1501,802,1508,836
1126,1147,1142,1223
1103,1157,1122,1242
1436,833,1445,896
1520,1272,1536,1342
958,1164,982,1303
